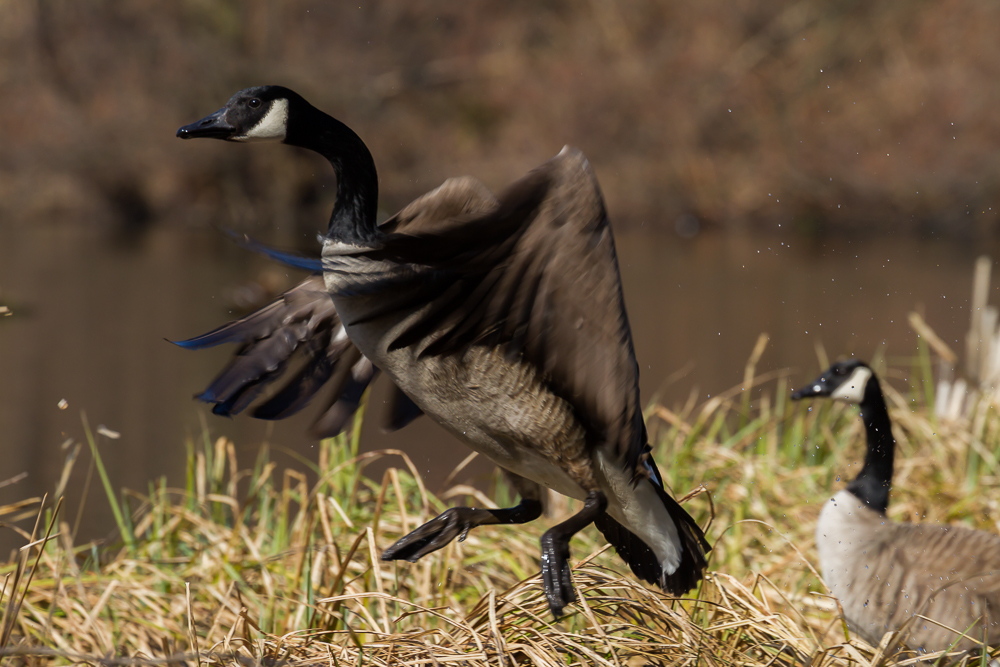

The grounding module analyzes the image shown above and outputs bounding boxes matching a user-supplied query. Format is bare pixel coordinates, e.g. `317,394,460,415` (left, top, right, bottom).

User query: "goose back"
819,488,1000,651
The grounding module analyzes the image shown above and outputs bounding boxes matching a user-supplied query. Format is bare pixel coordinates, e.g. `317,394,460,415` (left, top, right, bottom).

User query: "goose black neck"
845,375,895,514
284,100,379,246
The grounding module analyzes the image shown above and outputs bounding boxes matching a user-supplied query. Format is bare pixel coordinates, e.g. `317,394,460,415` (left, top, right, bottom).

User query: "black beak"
790,381,826,400
177,107,235,140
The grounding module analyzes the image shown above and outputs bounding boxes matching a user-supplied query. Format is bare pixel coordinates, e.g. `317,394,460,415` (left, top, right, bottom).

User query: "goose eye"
248,98,261,109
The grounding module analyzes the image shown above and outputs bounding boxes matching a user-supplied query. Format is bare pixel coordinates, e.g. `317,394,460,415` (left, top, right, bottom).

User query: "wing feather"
356,148,644,470
175,275,420,437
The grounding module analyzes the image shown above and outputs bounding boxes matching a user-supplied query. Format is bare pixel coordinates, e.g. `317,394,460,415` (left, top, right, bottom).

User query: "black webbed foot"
536,490,607,619
382,498,543,563
382,507,488,562
540,529,577,618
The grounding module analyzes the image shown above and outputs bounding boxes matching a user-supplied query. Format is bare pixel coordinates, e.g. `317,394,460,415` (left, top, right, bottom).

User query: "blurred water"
0,223,990,554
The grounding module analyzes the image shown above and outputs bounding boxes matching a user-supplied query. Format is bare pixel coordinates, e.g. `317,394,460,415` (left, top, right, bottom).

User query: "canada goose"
176,86,709,617
792,360,1000,652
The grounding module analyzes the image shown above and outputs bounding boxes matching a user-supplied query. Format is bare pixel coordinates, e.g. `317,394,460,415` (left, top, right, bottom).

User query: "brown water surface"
0,224,989,553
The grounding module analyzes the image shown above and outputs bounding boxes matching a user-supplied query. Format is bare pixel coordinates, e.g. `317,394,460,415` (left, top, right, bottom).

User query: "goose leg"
382,473,544,562
381,499,542,562
540,490,607,619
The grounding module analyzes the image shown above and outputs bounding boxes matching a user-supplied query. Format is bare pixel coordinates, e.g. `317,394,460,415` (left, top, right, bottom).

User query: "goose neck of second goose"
285,104,380,247
845,375,895,514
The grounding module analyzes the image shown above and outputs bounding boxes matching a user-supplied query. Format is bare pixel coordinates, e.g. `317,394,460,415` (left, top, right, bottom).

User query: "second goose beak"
790,381,827,400
177,108,235,140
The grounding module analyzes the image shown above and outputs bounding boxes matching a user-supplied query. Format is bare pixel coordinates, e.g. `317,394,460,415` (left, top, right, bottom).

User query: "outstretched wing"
173,275,421,437
361,148,644,470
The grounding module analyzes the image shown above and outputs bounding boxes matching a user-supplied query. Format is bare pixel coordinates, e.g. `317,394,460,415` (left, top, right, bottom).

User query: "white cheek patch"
830,366,872,403
237,98,288,142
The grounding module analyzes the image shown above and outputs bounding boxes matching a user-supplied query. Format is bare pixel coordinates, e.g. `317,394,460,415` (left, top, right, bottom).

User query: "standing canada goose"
792,360,1000,652
176,86,709,617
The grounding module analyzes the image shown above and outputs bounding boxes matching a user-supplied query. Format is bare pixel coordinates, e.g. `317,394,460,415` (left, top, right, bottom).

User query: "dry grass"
0,364,996,667
3,288,1000,665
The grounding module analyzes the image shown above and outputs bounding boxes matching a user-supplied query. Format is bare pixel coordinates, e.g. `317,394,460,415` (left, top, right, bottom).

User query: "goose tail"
594,460,709,595
653,482,711,594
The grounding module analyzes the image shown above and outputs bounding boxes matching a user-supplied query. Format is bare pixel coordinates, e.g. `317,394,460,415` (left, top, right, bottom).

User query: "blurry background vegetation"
3,0,999,240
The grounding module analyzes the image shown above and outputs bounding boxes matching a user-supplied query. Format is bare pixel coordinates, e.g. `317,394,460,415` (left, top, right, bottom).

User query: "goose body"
330,249,685,573
175,86,709,616
794,361,1000,652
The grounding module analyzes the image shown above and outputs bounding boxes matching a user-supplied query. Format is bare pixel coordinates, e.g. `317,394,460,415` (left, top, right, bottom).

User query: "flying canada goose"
176,86,710,617
792,360,1000,652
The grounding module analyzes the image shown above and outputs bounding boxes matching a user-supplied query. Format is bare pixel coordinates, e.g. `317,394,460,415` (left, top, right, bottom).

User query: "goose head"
177,85,296,143
791,359,873,404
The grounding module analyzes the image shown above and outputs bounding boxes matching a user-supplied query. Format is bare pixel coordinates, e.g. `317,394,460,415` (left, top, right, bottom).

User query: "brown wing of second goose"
836,508,1000,651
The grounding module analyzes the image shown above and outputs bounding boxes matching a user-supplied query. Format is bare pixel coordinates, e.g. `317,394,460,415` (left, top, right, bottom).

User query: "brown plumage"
820,494,1000,651
338,151,646,468
794,360,1000,653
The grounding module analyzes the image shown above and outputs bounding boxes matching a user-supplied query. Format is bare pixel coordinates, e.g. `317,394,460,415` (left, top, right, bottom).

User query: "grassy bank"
1,330,998,666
